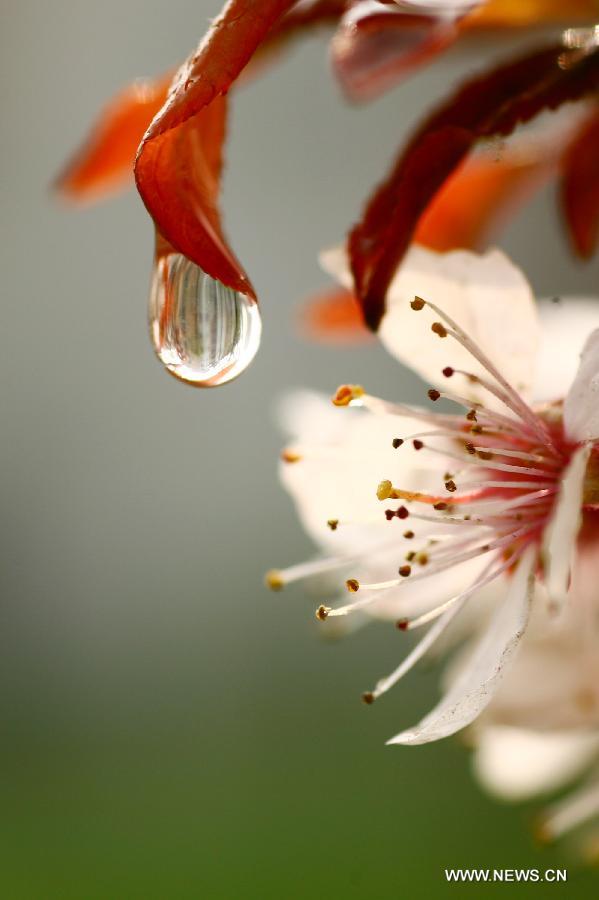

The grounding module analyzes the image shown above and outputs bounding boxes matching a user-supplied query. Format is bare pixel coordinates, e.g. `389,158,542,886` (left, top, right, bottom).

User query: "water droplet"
149,253,261,387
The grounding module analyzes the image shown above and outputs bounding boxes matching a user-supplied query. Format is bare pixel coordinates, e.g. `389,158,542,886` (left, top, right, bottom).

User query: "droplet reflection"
149,253,262,387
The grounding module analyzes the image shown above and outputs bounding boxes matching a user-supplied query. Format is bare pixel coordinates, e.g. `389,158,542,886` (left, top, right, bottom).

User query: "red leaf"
349,40,599,329
56,73,172,202
560,109,599,258
135,0,301,300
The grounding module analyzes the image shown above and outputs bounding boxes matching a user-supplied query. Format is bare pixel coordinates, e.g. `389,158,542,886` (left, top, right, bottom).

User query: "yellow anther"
332,384,364,407
265,570,284,591
281,449,302,464
377,479,393,501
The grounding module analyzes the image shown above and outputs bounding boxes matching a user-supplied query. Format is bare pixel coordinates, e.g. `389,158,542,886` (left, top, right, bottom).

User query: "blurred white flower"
270,245,599,847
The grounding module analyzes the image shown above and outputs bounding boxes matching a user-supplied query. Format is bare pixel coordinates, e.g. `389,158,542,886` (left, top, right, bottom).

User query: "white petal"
541,444,590,611
381,246,538,401
363,556,492,623
564,328,599,441
534,298,599,405
278,390,427,555
479,592,599,731
474,726,599,801
387,545,535,746
542,779,599,842
320,244,538,403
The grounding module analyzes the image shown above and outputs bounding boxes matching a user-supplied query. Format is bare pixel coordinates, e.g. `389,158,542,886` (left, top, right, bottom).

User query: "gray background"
1,1,597,897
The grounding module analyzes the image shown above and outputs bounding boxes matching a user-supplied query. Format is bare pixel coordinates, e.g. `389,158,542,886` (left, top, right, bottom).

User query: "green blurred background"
1,1,598,896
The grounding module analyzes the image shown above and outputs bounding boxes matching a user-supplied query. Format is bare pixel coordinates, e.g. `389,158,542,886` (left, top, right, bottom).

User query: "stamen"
452,488,555,515
452,480,556,492
377,479,449,507
281,449,302,464
332,384,364,407
450,368,555,439
401,552,524,631
351,527,534,598
377,480,393,501
424,299,554,446
359,393,467,428
538,781,599,843
385,506,410,520
472,445,560,466
365,592,468,701
417,441,553,478
265,555,350,590
433,389,536,437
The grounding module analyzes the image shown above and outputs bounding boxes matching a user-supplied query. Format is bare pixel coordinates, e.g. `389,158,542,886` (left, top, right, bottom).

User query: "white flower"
269,245,599,846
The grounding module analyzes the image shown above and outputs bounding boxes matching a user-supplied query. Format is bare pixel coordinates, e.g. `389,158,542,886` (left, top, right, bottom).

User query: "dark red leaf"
349,40,599,329
331,1,461,101
560,108,599,258
135,0,299,299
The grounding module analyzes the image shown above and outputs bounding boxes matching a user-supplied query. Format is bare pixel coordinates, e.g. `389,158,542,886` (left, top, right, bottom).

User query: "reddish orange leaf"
560,109,599,259
56,73,172,202
135,0,299,300
415,149,553,251
300,286,373,343
58,1,345,206
463,0,599,29
349,41,599,330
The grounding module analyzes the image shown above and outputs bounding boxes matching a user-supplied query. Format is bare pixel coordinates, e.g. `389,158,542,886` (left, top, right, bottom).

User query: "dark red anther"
431,322,448,338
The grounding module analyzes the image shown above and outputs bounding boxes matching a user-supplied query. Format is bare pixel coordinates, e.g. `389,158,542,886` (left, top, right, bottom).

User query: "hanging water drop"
149,253,262,387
